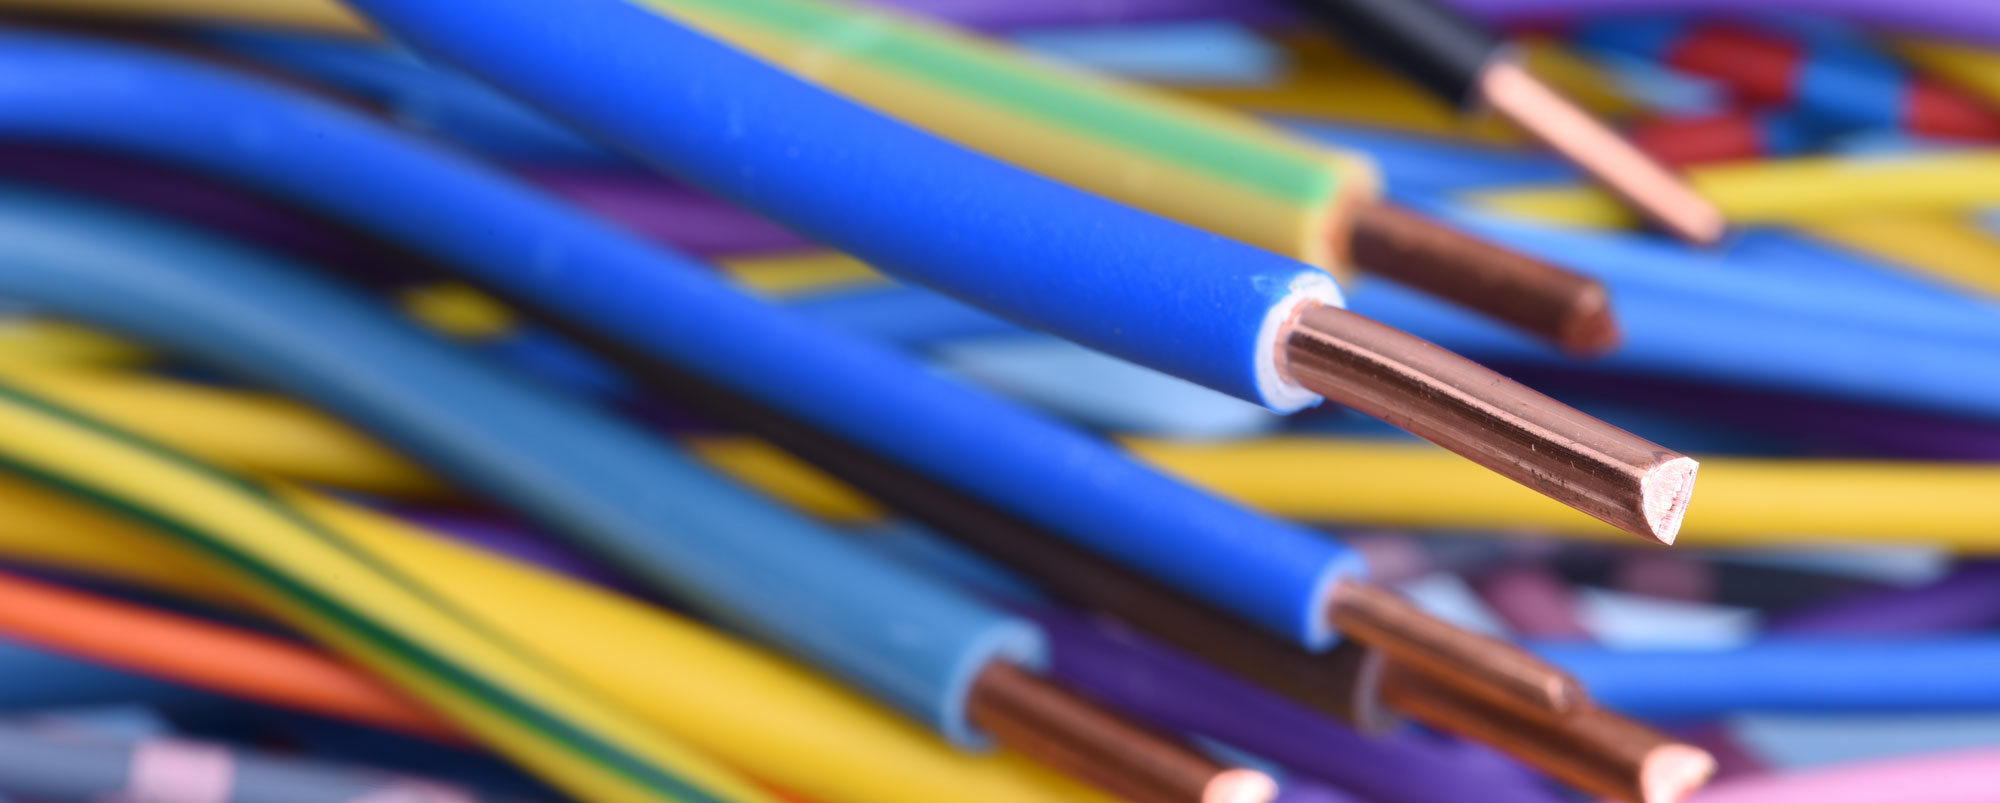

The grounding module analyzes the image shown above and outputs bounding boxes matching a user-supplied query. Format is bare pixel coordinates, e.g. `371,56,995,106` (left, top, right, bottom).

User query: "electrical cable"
0,569,462,743
0,471,1120,803
0,376,766,803
0,185,1255,803
1683,745,2000,803
1800,215,2000,301
0,334,1691,798
195,8,1614,353
20,0,2000,47
1471,148,2000,228
1271,0,1720,243
1535,637,2000,718
342,0,1693,542
0,722,500,803
20,358,2000,555
0,31,1360,649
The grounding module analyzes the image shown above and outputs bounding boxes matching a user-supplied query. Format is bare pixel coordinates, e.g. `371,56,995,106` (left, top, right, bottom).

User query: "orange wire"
0,569,463,742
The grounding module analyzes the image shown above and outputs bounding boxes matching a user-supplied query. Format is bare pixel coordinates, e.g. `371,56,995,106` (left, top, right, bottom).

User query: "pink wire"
1688,747,2000,803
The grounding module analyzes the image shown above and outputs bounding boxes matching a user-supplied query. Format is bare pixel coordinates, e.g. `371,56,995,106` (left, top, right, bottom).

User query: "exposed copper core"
1478,60,1727,246
1330,582,1579,720
1350,203,1620,356
1381,668,1715,803
1280,303,1698,544
968,664,1276,803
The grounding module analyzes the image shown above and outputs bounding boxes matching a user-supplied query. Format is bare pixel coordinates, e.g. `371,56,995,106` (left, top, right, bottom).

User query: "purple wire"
1016,604,1560,803
865,0,2000,45
1765,562,2000,637
511,166,811,257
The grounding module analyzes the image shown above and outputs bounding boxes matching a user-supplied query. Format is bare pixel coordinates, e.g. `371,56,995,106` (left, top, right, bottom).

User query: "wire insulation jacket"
0,32,1357,648
0,184,1038,746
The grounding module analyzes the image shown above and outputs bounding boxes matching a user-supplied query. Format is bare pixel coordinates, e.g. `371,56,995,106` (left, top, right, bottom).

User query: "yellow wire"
0,460,1112,803
1893,37,2000,110
1470,150,2000,228
15,360,2000,550
0,376,771,803
0,319,151,367
1120,438,2000,550
1801,215,2000,300
0,362,445,497
718,250,897,296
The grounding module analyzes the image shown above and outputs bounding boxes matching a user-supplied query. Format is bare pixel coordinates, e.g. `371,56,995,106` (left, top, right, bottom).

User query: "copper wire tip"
1280,304,1696,544
969,664,1273,803
1478,61,1727,246
1642,744,1722,803
1381,668,1716,803
1350,203,1622,356
1330,582,1581,719
1206,769,1280,803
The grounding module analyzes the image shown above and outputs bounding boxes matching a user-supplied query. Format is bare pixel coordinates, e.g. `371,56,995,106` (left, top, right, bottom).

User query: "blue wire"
196,27,621,165
763,262,2000,423
0,637,209,710
0,183,1042,746
0,31,1358,649
342,0,1342,412
1536,638,2000,718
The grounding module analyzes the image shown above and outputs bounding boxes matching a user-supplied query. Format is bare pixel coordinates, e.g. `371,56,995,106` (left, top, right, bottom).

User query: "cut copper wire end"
1329,582,1580,720
969,664,1276,803
1280,303,1698,544
1478,61,1727,247
1381,667,1715,803
1350,203,1621,357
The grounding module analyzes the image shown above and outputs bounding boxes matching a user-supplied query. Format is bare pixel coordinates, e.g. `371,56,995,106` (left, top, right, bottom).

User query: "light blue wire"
1008,22,1284,85
0,184,1042,746
0,31,1359,649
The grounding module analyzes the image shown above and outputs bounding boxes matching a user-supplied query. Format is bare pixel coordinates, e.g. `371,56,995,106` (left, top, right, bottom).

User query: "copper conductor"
1350,203,1620,356
1330,582,1579,720
968,664,1276,803
1280,303,1697,544
1381,668,1715,803
1479,60,1727,246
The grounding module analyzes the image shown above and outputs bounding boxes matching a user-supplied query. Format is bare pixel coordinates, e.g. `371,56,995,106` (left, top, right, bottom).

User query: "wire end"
1205,769,1279,803
1642,744,1718,803
1640,457,1699,546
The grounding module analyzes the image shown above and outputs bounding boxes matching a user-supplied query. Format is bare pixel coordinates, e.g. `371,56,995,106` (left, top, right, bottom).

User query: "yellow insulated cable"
1894,37,2000,110
20,360,2000,550
0,319,151,367
0,362,444,497
1801,216,2000,301
1470,149,2000,228
0,410,1113,803
0,376,771,803
1120,438,2000,550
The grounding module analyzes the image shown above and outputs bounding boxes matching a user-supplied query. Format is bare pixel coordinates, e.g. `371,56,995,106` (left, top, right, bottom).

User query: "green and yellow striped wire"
634,0,1375,272
0,373,771,803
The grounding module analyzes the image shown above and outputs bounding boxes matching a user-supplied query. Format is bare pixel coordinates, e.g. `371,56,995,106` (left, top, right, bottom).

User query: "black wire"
1282,0,1501,104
